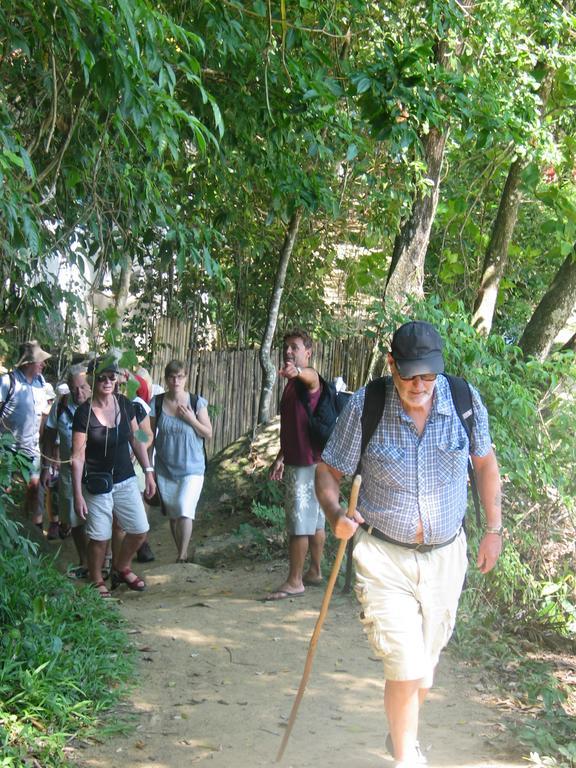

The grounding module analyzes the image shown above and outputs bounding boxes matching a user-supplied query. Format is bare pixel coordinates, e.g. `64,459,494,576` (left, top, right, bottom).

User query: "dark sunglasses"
96,373,118,383
398,372,437,382
392,359,437,382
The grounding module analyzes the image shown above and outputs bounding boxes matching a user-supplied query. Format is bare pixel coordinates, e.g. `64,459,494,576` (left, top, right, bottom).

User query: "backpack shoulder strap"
0,371,16,420
295,374,326,417
356,376,388,476
189,393,209,467
443,374,474,438
442,374,481,527
153,393,165,439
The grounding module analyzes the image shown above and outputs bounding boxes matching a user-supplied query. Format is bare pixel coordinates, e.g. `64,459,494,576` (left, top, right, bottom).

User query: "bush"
0,439,136,766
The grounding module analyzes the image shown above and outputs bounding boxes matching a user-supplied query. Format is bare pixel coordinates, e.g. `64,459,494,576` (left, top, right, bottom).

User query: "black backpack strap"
190,393,209,468
295,374,326,416
153,393,164,440
442,374,481,527
0,371,16,420
356,376,388,476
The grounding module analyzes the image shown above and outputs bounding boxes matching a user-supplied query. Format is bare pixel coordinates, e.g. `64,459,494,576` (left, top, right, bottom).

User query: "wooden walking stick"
276,474,362,763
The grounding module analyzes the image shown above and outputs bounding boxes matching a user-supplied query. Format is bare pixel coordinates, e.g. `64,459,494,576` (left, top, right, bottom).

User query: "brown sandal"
111,568,146,592
92,580,112,599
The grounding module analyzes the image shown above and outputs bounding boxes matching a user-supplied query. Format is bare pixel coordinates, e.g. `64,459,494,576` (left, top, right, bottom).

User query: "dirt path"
68,522,528,768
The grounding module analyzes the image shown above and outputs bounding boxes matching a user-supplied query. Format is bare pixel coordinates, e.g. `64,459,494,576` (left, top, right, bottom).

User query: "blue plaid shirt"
321,376,493,544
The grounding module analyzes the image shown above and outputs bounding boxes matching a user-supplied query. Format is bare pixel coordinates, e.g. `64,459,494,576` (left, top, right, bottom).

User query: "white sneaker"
387,734,428,766
395,751,427,768
395,762,426,768
384,734,428,768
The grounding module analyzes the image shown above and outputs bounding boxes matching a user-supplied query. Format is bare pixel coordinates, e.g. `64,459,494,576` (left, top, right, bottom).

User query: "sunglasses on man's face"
96,373,117,383
397,372,437,382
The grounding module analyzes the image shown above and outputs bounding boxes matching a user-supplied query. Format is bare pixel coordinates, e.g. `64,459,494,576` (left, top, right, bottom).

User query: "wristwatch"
485,525,504,536
144,467,155,473
296,366,302,376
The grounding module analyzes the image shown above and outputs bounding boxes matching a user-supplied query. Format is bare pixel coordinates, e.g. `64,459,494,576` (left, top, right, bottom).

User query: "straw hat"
16,340,51,367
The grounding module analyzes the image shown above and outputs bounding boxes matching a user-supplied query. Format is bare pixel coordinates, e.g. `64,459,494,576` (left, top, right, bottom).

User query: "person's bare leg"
88,539,108,585
169,518,179,549
111,518,125,571
385,679,427,762
176,517,193,561
71,524,88,566
265,535,308,598
303,527,325,583
115,532,146,573
27,478,42,526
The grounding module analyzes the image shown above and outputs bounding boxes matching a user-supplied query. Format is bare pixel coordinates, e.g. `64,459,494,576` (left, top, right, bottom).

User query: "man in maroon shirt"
265,329,326,600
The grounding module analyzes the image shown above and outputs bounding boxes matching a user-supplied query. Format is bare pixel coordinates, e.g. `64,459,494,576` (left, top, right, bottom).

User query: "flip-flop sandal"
111,568,146,592
263,589,305,601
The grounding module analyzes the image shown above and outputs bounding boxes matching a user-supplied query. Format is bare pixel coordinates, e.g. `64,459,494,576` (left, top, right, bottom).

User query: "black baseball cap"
391,321,445,378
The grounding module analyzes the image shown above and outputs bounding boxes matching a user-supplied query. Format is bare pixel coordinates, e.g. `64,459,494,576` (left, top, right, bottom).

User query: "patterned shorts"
284,464,325,536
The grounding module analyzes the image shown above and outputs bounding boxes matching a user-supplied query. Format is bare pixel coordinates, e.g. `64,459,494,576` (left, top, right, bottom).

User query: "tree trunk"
114,254,133,332
472,69,554,334
561,331,576,353
519,249,576,361
257,208,303,425
471,157,526,334
383,19,473,307
385,127,448,304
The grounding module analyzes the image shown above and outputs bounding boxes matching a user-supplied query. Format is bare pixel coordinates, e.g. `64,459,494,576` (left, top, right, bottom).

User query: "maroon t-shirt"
280,378,322,466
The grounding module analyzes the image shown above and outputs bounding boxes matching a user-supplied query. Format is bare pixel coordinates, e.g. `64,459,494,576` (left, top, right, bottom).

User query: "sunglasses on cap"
96,373,118,383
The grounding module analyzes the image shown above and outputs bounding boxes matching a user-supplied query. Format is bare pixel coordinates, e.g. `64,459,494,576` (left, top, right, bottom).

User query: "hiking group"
268,322,502,768
0,350,212,597
1,322,503,767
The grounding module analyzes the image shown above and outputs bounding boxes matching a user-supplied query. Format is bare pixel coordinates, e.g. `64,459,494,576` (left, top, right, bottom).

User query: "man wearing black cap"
316,321,502,768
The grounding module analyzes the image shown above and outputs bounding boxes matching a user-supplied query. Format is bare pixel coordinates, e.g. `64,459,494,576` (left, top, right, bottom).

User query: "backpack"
296,375,352,452
358,374,481,526
153,392,208,468
0,371,16,420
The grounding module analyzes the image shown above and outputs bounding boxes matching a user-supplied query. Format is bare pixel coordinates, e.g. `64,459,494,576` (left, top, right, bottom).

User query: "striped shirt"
321,376,493,544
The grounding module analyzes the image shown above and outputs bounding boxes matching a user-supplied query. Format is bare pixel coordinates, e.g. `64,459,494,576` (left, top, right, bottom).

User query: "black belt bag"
84,471,114,495
360,522,460,553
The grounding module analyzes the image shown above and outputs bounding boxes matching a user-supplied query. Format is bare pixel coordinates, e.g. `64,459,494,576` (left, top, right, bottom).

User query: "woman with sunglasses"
149,360,212,563
71,357,156,597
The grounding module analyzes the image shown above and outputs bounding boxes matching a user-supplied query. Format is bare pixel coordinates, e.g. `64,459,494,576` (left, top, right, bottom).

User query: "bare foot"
303,570,323,586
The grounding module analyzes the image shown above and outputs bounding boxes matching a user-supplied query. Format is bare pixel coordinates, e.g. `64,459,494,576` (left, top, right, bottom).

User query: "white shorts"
284,465,325,536
157,473,204,520
353,527,468,687
83,476,149,541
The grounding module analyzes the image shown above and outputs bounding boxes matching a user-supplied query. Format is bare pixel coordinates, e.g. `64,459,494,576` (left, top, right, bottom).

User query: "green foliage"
0,550,136,766
0,436,37,555
453,612,575,768
1,0,217,339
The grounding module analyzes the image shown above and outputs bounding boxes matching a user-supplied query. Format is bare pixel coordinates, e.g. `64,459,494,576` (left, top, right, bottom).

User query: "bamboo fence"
150,319,374,458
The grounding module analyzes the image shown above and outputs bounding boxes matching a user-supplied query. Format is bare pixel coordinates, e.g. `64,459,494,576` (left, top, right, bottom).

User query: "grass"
0,547,136,766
